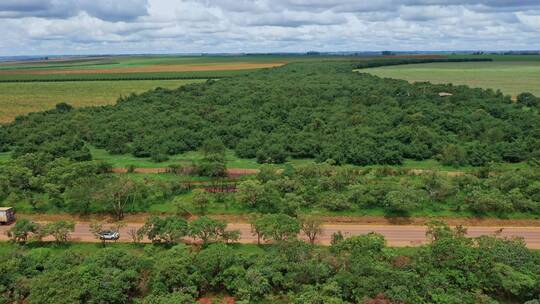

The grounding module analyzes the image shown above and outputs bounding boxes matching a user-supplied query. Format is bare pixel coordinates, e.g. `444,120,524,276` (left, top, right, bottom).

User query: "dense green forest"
2,58,539,167
1,58,540,217
1,222,540,304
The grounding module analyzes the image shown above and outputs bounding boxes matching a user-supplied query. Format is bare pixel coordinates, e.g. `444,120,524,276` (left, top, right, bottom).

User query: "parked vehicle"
0,207,15,225
97,230,120,241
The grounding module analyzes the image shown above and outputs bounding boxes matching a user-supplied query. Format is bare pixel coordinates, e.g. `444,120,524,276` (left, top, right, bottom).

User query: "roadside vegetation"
1,151,540,219
1,222,539,303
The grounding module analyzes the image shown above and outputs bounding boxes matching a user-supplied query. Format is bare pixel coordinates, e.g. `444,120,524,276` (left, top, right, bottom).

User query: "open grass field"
365,58,540,97
0,79,205,123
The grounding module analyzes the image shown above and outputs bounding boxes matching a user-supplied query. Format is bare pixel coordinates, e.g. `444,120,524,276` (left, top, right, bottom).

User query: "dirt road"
2,222,539,248
111,167,259,177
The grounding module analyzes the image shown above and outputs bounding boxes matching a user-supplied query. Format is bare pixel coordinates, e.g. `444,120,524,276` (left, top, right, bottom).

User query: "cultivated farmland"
0,55,298,122
365,56,540,97
0,79,204,123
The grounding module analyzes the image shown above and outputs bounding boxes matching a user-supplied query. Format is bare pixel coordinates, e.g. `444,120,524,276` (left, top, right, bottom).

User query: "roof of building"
0,207,13,211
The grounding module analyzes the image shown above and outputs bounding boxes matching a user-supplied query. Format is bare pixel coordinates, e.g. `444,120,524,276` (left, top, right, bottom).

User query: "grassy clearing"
90,147,313,169
91,147,530,172
0,152,10,164
2,147,529,174
0,79,204,123
365,60,540,97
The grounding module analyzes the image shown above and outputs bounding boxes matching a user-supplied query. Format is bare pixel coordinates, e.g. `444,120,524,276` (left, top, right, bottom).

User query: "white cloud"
0,0,539,55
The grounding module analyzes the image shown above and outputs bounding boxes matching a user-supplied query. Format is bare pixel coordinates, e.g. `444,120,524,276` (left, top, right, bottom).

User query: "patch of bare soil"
17,213,151,223
226,168,259,177
408,169,464,177
112,167,259,177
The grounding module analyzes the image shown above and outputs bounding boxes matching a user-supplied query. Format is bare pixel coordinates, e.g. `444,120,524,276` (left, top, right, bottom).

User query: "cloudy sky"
1,0,539,55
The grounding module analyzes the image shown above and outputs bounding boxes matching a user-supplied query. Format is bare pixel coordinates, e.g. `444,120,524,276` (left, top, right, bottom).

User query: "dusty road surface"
2,222,540,247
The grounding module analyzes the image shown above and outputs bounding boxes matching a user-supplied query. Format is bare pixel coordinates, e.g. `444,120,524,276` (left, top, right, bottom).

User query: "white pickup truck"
0,207,15,225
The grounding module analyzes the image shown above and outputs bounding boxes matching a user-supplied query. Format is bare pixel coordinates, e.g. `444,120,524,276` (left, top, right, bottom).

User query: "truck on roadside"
0,207,15,225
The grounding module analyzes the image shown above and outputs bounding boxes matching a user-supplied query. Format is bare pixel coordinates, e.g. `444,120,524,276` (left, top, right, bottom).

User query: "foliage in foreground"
1,223,539,304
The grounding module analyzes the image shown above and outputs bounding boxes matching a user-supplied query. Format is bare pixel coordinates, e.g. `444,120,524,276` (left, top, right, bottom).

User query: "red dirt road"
112,167,259,177
2,222,539,248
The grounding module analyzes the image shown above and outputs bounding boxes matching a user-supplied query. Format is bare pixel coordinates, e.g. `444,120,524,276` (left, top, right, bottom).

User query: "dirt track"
113,167,467,177
112,167,259,176
2,222,540,248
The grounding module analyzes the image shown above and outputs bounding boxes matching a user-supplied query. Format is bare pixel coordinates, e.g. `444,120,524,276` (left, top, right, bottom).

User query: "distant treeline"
355,58,493,69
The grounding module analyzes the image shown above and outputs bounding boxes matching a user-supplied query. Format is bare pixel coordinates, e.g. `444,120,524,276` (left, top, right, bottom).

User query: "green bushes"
0,156,178,216
138,215,237,246
517,92,540,108
250,213,300,243
2,222,539,303
3,157,540,218
233,163,540,217
7,219,75,243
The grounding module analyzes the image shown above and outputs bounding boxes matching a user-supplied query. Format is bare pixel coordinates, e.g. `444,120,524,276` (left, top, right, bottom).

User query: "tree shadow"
384,215,413,225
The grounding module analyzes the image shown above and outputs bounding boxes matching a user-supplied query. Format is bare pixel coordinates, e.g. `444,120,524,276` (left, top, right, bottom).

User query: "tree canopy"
3,59,538,167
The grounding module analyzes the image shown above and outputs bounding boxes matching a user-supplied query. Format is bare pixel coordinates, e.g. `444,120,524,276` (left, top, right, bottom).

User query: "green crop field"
0,55,286,71
0,79,205,123
365,57,540,97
